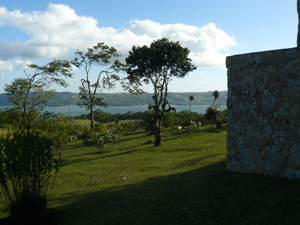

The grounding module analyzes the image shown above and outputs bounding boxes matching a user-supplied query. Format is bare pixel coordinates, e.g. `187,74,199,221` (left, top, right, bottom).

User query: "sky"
0,0,298,94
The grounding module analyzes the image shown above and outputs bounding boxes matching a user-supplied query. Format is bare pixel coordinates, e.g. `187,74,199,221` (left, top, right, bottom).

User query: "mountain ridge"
0,91,227,107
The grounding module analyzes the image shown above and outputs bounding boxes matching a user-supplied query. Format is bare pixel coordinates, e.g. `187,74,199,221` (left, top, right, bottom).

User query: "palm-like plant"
189,95,194,113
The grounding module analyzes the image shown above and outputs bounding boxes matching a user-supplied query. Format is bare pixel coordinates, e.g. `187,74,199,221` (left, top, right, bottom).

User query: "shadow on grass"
53,161,300,225
59,149,140,168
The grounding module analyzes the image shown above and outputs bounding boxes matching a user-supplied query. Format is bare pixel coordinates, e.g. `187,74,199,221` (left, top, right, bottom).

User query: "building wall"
226,47,300,179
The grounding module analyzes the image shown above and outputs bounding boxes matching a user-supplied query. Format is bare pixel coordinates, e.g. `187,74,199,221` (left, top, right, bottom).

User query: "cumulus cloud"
13,59,33,70
0,4,236,70
0,60,13,72
1,72,5,77
0,59,33,72
197,72,205,77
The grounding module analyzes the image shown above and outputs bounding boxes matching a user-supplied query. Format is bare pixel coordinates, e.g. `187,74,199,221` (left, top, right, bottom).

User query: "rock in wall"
226,47,300,179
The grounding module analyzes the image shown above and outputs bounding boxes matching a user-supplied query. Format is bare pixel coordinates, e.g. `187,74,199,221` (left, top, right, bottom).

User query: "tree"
71,42,121,130
124,38,197,146
205,90,221,131
4,60,73,130
189,95,194,113
212,90,219,107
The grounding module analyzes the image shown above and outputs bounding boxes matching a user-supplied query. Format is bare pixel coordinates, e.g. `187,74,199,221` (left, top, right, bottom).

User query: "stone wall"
226,47,300,179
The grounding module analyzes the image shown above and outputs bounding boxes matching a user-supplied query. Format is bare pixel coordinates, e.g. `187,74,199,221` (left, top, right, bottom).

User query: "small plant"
212,90,219,107
0,129,59,221
141,111,156,135
162,112,175,128
189,95,194,113
216,121,223,132
83,129,119,153
204,106,219,131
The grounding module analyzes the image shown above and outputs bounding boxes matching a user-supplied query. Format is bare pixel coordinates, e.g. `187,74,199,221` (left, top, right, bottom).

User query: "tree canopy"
124,38,196,146
71,42,121,130
4,59,73,129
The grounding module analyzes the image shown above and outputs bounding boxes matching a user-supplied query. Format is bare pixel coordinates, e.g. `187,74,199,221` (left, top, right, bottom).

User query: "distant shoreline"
0,104,226,107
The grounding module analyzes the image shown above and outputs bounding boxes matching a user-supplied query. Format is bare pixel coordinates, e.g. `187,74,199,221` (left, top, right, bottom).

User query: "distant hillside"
0,91,227,106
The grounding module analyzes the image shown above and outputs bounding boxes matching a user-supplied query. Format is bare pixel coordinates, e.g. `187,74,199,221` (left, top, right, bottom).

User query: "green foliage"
94,123,108,133
84,132,106,152
141,111,156,135
124,38,196,146
204,106,223,131
162,112,175,128
204,106,218,122
83,130,118,153
219,108,228,123
212,90,219,107
71,42,121,130
3,60,72,130
0,130,59,220
36,112,76,160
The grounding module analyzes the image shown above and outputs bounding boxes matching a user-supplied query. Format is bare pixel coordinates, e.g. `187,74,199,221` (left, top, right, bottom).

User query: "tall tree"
4,60,73,129
71,43,121,130
189,95,194,113
212,90,219,107
124,38,197,146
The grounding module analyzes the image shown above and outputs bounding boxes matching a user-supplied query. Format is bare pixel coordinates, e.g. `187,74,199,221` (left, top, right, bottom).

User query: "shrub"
94,123,108,133
83,130,119,153
0,129,59,221
162,112,175,128
204,106,219,130
141,111,156,135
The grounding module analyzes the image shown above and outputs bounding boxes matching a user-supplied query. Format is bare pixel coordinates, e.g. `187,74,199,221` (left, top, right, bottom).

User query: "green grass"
2,125,300,224
70,119,97,127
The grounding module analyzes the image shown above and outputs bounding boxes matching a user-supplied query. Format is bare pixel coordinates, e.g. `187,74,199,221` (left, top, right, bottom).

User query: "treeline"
0,91,227,106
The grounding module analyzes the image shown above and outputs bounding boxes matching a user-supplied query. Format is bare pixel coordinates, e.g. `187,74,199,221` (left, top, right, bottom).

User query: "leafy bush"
219,108,228,124
0,130,59,220
78,126,92,140
83,130,118,153
94,123,108,133
141,111,156,135
204,106,218,130
162,112,175,128
84,132,105,152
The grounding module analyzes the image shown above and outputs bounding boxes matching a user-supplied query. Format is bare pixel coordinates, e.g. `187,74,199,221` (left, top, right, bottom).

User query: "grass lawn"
70,119,97,127
1,125,300,224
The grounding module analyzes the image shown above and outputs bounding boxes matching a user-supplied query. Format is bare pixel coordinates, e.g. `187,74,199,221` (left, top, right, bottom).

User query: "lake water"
0,104,226,116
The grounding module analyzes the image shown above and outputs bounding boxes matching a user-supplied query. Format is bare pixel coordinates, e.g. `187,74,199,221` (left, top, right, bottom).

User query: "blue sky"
0,0,297,94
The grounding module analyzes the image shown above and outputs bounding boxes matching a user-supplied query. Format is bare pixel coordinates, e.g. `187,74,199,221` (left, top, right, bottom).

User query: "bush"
83,130,118,153
162,112,175,128
204,106,219,130
94,123,108,133
141,111,156,135
0,129,59,220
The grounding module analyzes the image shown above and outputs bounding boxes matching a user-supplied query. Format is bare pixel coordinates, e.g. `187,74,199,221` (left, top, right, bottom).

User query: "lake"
0,104,226,116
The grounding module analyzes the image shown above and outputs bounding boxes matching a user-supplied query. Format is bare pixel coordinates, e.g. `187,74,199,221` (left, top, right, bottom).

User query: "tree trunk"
298,0,300,47
154,118,161,146
90,107,94,130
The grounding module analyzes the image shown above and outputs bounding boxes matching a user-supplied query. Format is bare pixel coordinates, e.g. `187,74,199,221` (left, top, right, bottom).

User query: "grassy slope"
1,125,300,224
70,119,95,127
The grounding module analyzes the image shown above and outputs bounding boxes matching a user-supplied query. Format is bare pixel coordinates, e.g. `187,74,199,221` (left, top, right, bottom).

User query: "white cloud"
70,64,79,73
1,72,5,77
197,72,205,77
0,60,13,72
0,59,33,72
0,4,236,68
13,59,32,70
